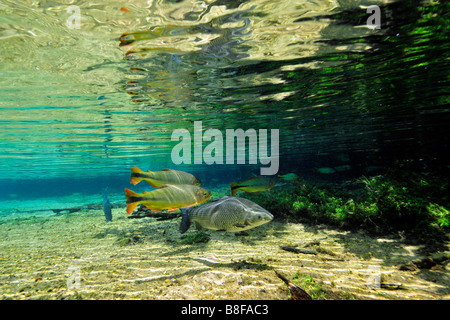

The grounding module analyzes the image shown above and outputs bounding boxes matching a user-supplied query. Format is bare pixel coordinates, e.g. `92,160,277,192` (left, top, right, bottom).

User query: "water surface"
0,0,448,204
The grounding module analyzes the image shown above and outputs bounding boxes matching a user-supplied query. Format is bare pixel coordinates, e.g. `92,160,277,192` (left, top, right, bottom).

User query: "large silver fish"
179,196,273,233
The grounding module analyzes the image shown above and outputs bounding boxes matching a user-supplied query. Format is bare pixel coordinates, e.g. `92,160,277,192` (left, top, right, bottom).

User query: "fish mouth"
192,177,202,186
262,210,274,221
250,211,273,225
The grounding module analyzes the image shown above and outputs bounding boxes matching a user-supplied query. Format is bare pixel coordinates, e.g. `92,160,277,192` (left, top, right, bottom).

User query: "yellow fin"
124,188,141,214
130,166,145,185
126,202,139,214
142,204,158,212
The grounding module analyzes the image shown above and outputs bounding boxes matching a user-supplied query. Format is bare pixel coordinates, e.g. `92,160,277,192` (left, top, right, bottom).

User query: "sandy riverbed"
0,206,449,300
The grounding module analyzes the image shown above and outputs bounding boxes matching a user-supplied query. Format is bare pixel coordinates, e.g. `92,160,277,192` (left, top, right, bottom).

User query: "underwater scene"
0,0,449,302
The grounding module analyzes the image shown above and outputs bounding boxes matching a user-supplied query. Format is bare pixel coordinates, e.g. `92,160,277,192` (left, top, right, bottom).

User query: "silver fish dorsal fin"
162,168,175,171
159,184,172,188
210,196,229,202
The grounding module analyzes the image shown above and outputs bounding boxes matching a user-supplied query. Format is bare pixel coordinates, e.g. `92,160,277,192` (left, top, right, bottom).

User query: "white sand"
0,206,449,300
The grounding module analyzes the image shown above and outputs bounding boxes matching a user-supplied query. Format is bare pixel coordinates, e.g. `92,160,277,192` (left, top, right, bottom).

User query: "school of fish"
123,168,303,234
125,167,209,214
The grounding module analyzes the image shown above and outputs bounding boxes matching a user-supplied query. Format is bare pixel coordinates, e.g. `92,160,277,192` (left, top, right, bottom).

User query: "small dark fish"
280,246,317,255
229,176,276,196
103,187,112,222
315,167,336,174
278,173,299,181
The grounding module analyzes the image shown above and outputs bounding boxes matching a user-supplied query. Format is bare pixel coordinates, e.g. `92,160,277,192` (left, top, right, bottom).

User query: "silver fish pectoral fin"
233,220,250,229
209,196,230,203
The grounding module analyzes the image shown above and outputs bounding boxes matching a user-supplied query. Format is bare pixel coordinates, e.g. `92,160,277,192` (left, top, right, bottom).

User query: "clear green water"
0,0,449,202
0,0,449,303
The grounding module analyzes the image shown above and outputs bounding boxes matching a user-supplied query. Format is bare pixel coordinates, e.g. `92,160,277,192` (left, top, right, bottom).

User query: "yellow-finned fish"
130,166,201,188
124,184,211,214
230,176,276,196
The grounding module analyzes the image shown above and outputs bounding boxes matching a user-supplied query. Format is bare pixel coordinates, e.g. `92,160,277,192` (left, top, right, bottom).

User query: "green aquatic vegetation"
359,170,450,239
117,233,141,246
8,215,51,225
117,237,132,246
291,273,326,300
427,203,449,228
281,271,356,300
251,180,356,226
180,231,210,244
244,169,449,241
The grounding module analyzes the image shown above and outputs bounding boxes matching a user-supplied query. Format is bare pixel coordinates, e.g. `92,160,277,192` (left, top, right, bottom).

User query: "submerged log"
52,207,84,214
128,205,180,220
381,283,403,290
280,246,317,255
321,257,347,262
275,270,312,300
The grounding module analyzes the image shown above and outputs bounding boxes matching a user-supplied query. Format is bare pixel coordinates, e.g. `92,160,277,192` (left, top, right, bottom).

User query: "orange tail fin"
124,188,141,214
230,182,239,196
120,7,132,13
130,166,145,185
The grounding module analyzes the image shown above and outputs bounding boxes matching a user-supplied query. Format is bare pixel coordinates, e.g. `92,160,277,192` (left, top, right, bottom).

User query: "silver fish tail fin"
179,208,191,234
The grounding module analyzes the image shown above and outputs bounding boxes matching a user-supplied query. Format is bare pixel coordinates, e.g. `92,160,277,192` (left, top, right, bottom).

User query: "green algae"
244,169,449,242
180,231,210,244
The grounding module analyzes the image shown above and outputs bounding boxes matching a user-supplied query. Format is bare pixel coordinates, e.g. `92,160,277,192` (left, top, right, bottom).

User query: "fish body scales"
130,166,200,187
185,196,273,232
141,185,196,209
191,206,245,231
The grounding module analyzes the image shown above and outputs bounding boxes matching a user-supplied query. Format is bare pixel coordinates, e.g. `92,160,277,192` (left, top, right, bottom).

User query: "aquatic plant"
243,169,449,242
117,234,141,246
180,230,210,244
359,170,450,239
291,273,326,300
